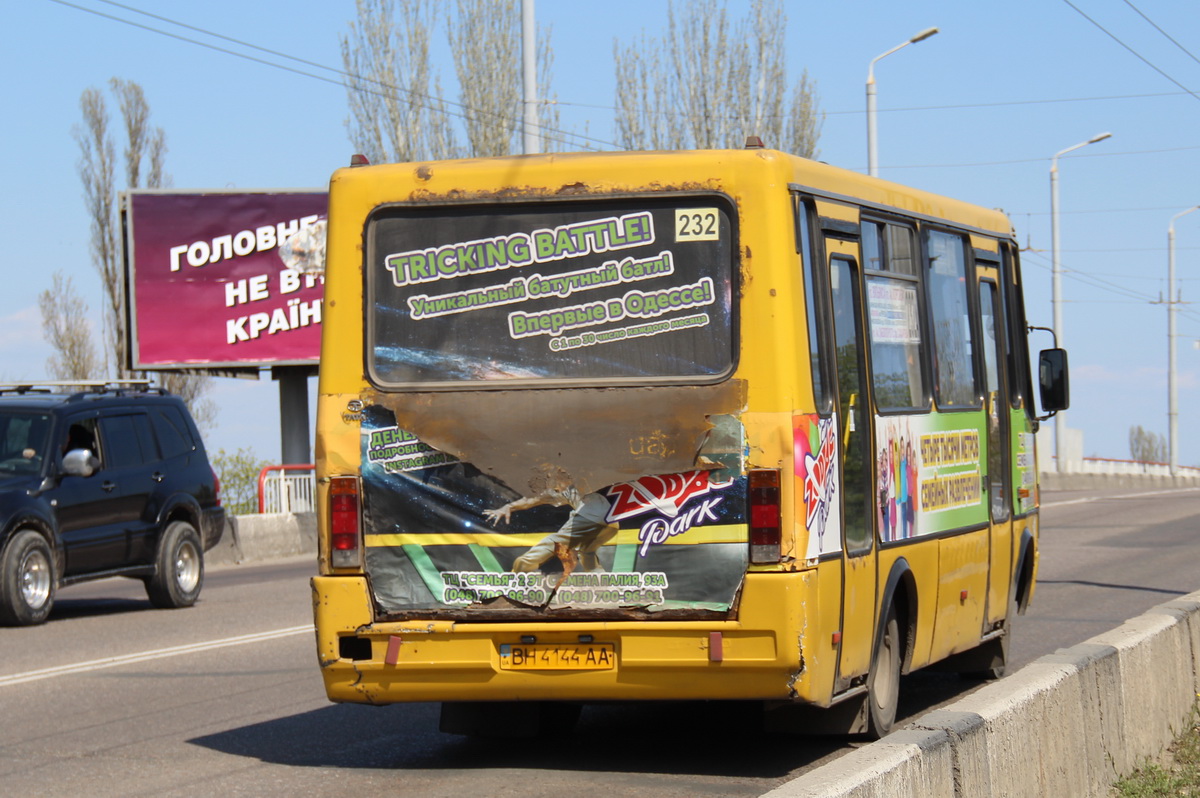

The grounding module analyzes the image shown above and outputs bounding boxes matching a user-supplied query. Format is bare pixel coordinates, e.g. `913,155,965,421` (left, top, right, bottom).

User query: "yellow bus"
310,143,1068,738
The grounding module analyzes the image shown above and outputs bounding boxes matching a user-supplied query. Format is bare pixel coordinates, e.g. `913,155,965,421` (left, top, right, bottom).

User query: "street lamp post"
866,26,939,178
1049,132,1112,472
1167,206,1199,476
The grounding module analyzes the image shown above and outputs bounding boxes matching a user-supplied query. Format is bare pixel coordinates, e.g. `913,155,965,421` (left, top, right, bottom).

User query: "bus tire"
145,521,204,609
865,605,901,739
0,530,56,626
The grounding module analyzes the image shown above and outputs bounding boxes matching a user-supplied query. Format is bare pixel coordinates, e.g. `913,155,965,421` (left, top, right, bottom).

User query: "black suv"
0,382,225,625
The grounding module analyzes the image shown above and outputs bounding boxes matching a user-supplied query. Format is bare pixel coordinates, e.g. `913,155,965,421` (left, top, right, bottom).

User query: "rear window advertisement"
366,200,736,386
359,407,749,614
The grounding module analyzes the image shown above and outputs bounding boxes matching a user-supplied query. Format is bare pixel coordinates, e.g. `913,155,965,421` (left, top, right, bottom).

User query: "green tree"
211,448,271,516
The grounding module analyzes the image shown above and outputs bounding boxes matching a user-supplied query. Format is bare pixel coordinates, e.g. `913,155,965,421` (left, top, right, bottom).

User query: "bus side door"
825,243,877,684
976,262,1014,624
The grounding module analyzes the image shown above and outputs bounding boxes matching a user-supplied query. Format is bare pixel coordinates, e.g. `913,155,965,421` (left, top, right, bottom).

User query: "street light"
866,26,939,178
1049,131,1112,472
1167,205,1199,476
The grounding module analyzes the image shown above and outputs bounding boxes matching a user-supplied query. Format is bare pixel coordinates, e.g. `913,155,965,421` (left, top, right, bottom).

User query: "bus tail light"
329,476,362,568
748,469,781,564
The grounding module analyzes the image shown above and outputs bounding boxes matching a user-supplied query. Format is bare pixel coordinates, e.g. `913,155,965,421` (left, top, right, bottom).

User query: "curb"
762,590,1200,797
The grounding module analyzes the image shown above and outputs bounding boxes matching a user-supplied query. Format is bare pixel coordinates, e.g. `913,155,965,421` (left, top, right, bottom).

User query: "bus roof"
330,147,1014,239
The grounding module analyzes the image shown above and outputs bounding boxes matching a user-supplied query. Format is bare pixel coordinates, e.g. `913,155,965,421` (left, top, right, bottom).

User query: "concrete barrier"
1039,471,1200,492
206,512,316,567
763,589,1200,798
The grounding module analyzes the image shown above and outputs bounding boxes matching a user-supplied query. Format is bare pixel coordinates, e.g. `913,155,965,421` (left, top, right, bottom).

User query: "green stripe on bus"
655,601,730,612
611,543,637,572
401,544,445,599
469,543,504,573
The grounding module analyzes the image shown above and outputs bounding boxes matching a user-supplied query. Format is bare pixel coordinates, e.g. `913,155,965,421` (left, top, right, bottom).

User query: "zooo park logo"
604,470,733,557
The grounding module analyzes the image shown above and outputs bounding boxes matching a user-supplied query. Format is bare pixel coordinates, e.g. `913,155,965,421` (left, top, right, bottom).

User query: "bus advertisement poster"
357,405,749,614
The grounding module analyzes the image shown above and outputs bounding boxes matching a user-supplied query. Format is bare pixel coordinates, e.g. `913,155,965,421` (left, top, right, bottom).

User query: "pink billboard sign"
124,190,328,369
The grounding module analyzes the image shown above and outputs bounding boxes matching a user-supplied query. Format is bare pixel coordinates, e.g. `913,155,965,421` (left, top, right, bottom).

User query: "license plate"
498,643,615,670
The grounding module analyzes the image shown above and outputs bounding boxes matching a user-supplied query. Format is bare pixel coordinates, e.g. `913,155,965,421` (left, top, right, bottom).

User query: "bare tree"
1129,425,1166,464
76,86,120,375
446,0,561,155
37,272,101,382
70,78,214,426
341,0,458,163
342,0,560,160
448,0,520,157
614,0,822,157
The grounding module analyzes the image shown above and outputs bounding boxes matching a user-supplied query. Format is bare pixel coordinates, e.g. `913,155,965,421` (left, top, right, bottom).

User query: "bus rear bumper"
311,572,815,704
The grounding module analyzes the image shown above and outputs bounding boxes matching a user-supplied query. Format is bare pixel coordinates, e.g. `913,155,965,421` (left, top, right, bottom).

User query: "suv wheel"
0,530,56,626
145,521,204,609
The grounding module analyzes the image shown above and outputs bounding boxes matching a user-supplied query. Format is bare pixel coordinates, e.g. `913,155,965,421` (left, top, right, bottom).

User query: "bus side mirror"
1038,348,1069,416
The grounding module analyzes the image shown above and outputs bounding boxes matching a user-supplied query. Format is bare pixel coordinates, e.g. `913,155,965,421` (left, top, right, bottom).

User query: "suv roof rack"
0,380,168,399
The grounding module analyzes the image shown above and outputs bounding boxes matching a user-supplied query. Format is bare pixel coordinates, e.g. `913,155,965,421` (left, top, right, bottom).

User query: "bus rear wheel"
865,605,901,739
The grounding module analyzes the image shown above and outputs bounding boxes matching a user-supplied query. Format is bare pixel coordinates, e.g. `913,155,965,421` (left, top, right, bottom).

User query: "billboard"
123,190,327,369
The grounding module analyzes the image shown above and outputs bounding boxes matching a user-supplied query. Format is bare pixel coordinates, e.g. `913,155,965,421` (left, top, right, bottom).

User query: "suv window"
150,407,194,459
0,412,51,475
98,414,158,468
63,417,101,461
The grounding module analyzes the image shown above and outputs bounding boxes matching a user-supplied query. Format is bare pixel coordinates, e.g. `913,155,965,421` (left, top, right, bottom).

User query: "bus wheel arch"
1015,528,1037,614
881,558,918,674
865,559,917,739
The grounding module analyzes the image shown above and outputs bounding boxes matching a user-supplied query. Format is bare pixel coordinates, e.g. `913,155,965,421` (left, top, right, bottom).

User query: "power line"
1121,0,1200,69
1022,249,1158,303
881,144,1200,171
1016,205,1200,217
1061,0,1200,103
50,0,623,153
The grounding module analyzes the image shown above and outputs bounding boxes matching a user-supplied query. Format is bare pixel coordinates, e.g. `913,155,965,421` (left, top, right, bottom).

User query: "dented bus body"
311,147,1047,737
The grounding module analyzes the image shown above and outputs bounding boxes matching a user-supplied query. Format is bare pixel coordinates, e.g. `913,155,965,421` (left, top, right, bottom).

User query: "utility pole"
521,0,541,154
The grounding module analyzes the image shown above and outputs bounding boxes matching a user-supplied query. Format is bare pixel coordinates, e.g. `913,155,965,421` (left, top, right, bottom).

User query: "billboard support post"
275,365,316,465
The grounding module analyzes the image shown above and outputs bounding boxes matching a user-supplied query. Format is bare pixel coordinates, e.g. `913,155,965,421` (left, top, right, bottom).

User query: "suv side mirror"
1038,348,1070,416
62,448,99,478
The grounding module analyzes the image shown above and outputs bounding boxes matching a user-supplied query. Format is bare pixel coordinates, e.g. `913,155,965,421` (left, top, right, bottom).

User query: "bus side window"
924,229,980,409
796,195,832,415
863,220,928,411
1002,243,1034,411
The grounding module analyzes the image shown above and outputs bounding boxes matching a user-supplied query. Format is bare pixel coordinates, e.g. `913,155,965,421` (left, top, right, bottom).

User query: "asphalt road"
1,485,1197,797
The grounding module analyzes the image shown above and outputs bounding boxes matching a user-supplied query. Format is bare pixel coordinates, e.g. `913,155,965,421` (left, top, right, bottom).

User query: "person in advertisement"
484,478,619,573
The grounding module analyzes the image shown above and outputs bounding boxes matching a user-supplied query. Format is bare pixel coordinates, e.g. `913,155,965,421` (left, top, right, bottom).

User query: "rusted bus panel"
364,381,747,498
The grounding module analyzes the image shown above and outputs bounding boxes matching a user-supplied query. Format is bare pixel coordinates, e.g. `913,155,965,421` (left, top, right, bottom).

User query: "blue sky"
5,0,1200,467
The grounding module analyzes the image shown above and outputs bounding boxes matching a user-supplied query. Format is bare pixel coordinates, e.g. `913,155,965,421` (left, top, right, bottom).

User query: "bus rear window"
365,197,736,388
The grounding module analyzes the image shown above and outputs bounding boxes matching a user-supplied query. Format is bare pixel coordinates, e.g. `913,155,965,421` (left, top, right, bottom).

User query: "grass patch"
1114,704,1200,797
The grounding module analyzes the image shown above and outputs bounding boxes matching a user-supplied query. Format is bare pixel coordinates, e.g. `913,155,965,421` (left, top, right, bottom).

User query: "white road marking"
0,624,314,687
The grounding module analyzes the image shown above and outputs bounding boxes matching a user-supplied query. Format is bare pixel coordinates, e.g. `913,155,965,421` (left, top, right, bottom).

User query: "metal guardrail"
258,464,316,514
